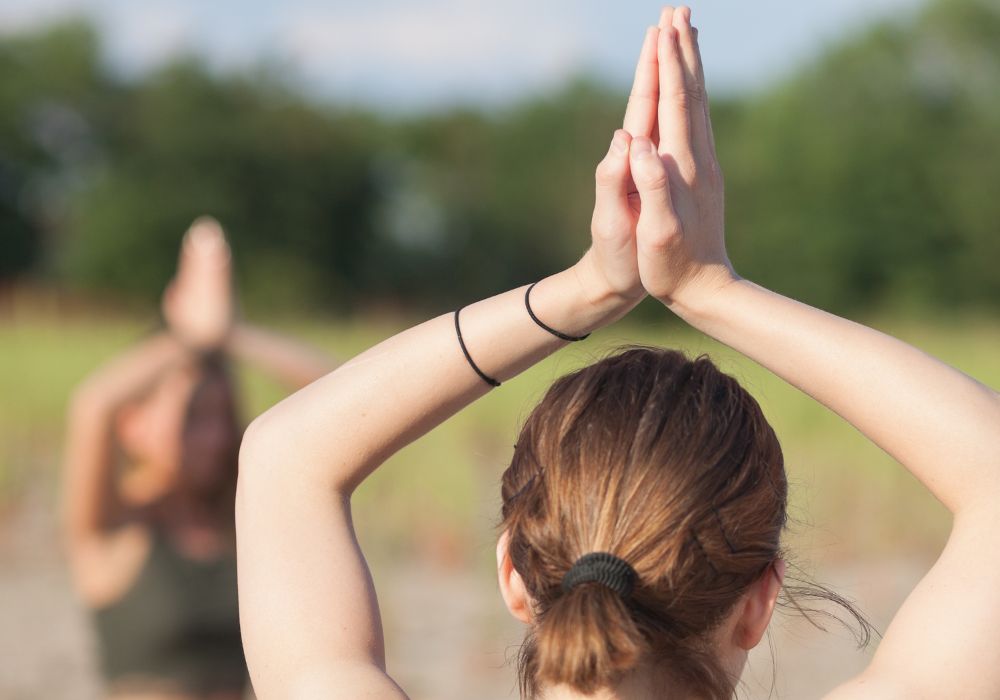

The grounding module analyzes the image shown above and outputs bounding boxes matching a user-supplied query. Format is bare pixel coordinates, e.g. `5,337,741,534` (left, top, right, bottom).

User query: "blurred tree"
1,0,997,315
723,0,1000,311
0,21,108,282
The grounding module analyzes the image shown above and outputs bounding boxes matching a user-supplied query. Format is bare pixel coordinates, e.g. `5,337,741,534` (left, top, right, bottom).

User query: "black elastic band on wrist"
525,282,590,342
561,552,637,599
454,306,501,388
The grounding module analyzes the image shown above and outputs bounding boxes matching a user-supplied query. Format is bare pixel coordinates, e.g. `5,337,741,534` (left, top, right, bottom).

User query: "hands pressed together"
161,216,236,350
577,6,734,313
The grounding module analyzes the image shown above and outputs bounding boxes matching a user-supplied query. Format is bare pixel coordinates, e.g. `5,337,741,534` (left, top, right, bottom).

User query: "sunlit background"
1,0,998,698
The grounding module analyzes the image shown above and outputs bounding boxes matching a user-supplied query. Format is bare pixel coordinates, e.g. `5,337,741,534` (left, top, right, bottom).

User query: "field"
1,304,997,699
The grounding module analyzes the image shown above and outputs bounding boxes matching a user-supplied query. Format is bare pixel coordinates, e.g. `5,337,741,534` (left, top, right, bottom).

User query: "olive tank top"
92,529,247,695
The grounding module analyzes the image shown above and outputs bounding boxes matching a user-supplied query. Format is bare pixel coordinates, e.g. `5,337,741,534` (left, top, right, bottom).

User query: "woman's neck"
538,672,695,700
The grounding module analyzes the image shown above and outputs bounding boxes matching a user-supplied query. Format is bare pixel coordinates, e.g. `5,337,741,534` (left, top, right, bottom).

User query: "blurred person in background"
235,7,1000,700
60,217,335,700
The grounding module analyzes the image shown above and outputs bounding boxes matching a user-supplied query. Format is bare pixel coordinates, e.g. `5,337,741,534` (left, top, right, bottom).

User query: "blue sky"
0,0,926,110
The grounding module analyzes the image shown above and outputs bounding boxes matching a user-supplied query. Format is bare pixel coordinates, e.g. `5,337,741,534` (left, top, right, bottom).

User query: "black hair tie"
525,282,590,342
561,552,637,598
454,306,501,388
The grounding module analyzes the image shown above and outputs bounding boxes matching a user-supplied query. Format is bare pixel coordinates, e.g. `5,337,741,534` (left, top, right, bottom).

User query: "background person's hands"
161,216,235,350
628,7,735,308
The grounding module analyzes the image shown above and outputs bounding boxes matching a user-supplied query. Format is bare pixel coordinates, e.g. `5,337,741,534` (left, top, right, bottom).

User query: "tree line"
1,0,997,315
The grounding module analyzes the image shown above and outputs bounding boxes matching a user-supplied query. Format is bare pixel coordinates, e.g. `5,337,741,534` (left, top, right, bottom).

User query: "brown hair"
499,347,870,698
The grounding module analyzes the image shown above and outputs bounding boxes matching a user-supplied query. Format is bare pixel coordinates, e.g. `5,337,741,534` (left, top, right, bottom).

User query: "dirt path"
0,483,931,700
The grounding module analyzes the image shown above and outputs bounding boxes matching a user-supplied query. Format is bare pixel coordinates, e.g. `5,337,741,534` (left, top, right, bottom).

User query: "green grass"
1,307,997,570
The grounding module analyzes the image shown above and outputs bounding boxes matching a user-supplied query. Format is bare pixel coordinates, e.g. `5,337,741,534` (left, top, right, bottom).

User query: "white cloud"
0,0,92,33
100,3,196,74
277,0,590,105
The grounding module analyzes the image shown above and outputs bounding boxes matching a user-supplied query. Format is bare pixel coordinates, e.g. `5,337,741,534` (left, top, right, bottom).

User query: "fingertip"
658,6,675,29
657,22,679,60
642,25,659,55
188,216,224,244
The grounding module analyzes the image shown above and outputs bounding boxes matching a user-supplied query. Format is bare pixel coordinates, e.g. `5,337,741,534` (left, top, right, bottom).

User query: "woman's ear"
497,529,533,624
733,558,785,650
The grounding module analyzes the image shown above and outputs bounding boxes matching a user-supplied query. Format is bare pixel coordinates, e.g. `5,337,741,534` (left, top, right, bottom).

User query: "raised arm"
61,331,191,602
630,8,1000,698
225,322,336,389
63,216,234,603
233,26,668,699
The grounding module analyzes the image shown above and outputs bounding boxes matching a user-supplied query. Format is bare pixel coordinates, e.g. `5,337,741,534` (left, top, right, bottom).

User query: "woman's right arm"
61,332,191,603
63,218,229,603
635,9,1000,698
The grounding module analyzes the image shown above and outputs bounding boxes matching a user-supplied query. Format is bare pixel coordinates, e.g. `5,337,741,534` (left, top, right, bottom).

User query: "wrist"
525,266,637,341
170,323,234,354
571,250,646,320
663,267,743,323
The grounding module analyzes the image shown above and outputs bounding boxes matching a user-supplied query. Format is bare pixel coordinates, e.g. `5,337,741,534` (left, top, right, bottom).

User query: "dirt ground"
0,481,933,700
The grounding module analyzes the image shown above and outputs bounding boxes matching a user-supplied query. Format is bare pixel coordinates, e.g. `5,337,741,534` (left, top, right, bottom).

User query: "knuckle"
628,91,656,104
591,216,627,242
594,158,622,186
639,226,682,253
635,167,669,192
671,84,704,108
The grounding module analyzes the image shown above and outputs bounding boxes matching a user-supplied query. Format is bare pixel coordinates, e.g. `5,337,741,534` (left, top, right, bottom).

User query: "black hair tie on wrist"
525,282,591,342
454,306,501,388
561,552,637,599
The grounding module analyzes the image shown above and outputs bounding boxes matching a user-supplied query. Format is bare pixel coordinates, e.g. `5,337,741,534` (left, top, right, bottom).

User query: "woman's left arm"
226,322,338,389
236,264,634,698
235,25,663,696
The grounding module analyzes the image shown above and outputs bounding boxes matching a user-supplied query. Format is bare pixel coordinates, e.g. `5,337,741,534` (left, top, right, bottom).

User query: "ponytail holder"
561,552,637,599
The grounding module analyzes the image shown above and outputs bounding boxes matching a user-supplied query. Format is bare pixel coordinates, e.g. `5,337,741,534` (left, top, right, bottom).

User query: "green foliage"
722,0,1000,311
0,0,997,314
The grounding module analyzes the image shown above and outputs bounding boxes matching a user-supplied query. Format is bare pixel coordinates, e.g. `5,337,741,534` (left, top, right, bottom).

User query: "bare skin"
61,219,337,700
236,6,1000,700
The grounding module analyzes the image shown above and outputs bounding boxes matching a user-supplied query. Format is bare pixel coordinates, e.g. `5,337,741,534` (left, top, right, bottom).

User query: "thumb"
629,136,679,238
591,129,632,236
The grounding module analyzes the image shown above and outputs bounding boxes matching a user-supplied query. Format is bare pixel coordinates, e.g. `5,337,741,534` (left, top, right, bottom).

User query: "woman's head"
497,347,788,698
116,353,241,502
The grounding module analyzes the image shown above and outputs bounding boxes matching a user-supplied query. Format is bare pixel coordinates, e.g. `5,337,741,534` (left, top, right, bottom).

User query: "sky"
0,0,927,111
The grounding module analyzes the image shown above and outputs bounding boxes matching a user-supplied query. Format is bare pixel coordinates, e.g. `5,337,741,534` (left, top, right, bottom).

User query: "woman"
62,218,334,700
236,7,1000,699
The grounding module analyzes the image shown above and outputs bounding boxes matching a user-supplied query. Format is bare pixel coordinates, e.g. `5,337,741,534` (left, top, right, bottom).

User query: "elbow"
235,411,284,527
238,410,281,481
237,406,359,505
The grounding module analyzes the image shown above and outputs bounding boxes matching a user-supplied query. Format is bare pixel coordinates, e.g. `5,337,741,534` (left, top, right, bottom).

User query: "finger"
622,26,659,139
629,136,679,238
187,216,228,254
649,6,675,147
673,7,713,167
691,25,719,164
656,22,696,177
593,130,634,237
185,217,232,274
658,6,675,29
